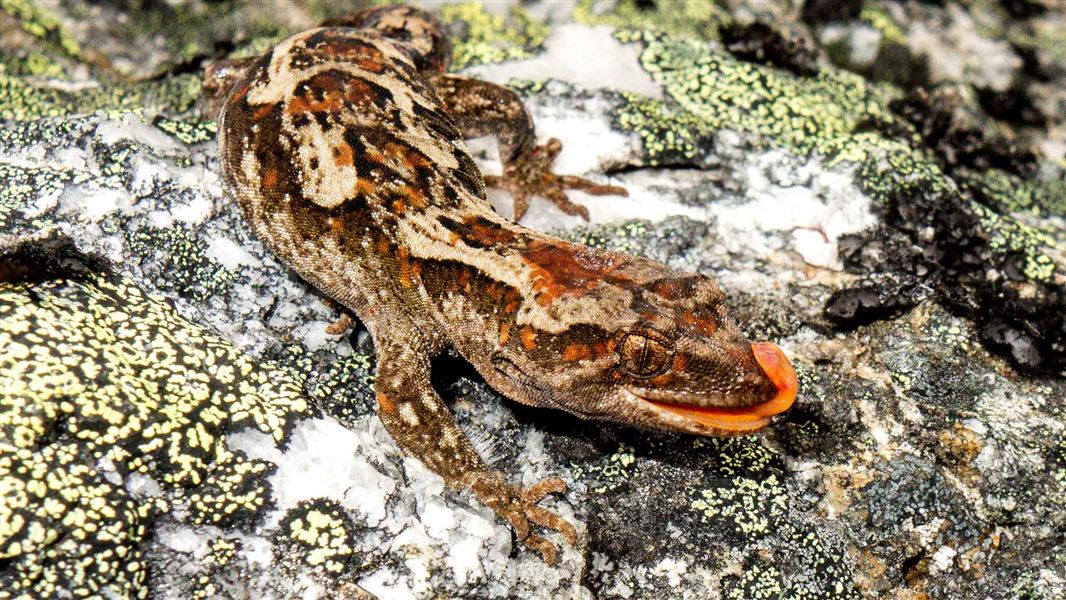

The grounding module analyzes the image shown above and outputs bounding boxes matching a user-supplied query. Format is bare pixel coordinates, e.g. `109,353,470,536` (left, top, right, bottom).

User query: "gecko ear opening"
490,354,558,409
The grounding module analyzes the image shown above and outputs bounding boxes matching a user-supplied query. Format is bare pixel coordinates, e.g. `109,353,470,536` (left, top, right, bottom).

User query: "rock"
1,1,1063,599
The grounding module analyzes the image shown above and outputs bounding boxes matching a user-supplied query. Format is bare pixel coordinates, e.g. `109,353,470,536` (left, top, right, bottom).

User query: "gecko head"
489,272,797,437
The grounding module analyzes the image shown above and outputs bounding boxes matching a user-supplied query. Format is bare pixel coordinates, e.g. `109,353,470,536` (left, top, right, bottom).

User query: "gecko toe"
523,534,559,566
471,472,577,563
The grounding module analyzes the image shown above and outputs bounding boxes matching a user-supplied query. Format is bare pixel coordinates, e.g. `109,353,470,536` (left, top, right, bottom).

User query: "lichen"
969,201,1057,282
0,162,81,230
612,92,715,165
573,0,728,41
689,438,786,535
569,443,636,493
0,0,82,59
0,268,311,598
438,3,549,70
152,116,217,145
124,224,237,302
274,498,357,576
0,70,201,122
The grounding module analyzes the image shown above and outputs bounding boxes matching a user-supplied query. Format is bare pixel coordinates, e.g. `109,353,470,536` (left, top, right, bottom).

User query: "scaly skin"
215,5,797,564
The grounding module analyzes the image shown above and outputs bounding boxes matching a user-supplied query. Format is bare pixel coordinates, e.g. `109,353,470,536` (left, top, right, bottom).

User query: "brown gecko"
213,5,797,565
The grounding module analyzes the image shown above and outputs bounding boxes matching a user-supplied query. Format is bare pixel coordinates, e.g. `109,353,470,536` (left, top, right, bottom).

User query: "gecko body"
216,5,797,564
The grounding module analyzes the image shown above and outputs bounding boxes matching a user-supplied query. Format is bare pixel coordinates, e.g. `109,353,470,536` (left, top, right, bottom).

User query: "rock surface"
1,1,1063,599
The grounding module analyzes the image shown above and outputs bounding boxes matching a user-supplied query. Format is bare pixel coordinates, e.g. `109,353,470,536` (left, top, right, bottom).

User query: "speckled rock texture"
1,1,1063,599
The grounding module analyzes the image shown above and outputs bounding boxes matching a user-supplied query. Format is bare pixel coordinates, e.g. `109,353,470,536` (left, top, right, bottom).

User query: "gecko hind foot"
470,473,578,565
485,138,628,222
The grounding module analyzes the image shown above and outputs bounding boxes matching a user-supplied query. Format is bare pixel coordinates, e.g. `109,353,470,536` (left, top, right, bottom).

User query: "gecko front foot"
470,472,578,565
484,138,628,222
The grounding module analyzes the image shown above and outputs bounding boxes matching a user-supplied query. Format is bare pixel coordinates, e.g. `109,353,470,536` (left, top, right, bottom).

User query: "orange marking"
521,240,632,306
498,323,511,345
392,199,406,214
672,353,687,373
252,103,275,121
562,344,591,362
520,326,537,351
400,185,427,209
354,178,375,196
262,168,278,190
376,392,396,414
327,217,344,233
376,238,390,254
333,144,354,167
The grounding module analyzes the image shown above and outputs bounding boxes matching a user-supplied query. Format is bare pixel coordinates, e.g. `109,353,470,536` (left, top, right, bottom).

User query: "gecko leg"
372,331,577,564
483,137,628,221
202,57,258,119
426,73,627,222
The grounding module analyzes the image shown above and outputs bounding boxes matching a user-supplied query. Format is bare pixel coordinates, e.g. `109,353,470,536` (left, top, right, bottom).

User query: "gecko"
213,5,798,565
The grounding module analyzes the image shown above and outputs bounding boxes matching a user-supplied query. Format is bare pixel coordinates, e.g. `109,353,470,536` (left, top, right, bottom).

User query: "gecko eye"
618,333,672,378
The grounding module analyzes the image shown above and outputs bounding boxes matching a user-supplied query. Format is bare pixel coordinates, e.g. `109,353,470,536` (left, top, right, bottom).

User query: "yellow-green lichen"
570,444,636,493
969,201,1057,282
153,116,218,145
724,563,784,600
626,31,901,159
613,92,715,165
275,498,356,576
0,72,201,122
690,438,787,535
0,267,311,598
0,0,81,59
574,0,729,41
438,3,549,70
125,225,237,301
0,162,83,230
958,167,1066,219
0,50,67,80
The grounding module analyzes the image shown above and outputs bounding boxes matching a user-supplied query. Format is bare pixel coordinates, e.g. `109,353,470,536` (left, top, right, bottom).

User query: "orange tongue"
644,342,798,433
749,342,798,417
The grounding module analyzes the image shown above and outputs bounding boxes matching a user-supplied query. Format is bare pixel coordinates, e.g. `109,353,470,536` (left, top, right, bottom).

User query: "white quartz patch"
714,150,877,271
227,416,396,528
464,23,661,98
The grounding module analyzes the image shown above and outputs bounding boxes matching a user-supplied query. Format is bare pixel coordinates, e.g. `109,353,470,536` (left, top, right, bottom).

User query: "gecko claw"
470,472,577,564
486,138,626,222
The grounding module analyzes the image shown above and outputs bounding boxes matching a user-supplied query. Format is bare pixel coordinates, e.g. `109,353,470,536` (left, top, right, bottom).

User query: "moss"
0,0,81,59
124,224,237,302
0,72,201,121
0,268,311,598
573,0,728,41
438,3,549,69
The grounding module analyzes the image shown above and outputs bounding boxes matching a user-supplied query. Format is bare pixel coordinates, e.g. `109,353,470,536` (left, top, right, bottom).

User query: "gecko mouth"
635,342,798,434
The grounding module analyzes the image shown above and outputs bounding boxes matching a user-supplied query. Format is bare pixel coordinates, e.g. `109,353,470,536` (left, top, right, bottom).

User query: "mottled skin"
215,6,797,564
